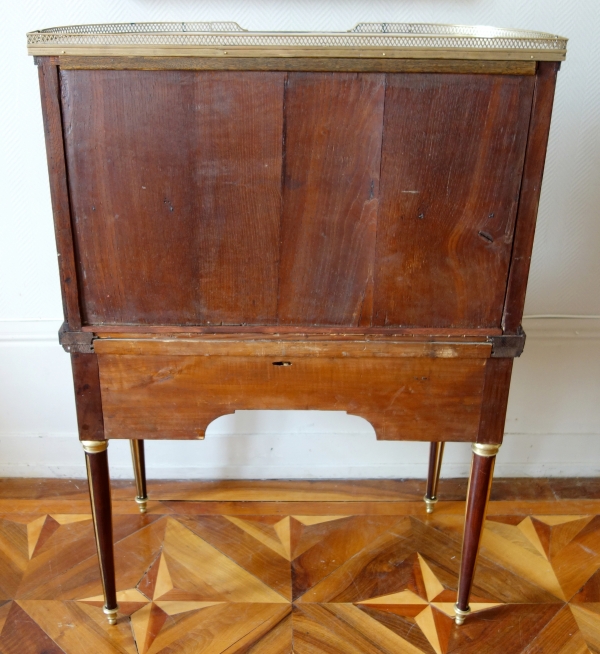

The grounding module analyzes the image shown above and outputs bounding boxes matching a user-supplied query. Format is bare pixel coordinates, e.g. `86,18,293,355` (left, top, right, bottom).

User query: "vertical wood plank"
277,72,385,326
374,73,535,329
37,60,81,329
476,357,513,445
502,62,560,333
62,70,284,326
71,352,105,441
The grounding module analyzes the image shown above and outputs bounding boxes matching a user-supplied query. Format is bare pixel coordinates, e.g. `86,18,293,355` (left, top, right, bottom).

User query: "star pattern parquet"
0,478,599,653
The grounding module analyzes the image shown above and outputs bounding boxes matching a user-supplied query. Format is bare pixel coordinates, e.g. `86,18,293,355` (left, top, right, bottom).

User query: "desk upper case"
29,21,566,628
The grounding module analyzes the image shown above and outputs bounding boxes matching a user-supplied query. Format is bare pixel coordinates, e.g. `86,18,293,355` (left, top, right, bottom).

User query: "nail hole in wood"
272,361,292,366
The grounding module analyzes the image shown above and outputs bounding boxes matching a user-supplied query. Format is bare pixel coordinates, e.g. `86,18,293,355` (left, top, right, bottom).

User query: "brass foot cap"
135,496,148,514
103,605,119,625
423,495,438,514
454,604,471,626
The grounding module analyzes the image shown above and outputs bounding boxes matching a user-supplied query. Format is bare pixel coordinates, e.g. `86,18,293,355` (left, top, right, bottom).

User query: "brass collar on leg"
471,443,500,458
82,440,109,454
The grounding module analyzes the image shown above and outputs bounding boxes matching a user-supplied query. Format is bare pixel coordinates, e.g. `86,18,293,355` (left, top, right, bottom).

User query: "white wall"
1,1,599,479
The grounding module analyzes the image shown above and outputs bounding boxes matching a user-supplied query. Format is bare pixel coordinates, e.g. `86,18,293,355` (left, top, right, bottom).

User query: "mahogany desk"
28,22,567,628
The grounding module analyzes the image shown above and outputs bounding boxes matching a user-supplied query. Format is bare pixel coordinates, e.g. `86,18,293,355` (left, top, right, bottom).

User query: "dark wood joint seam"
489,327,526,358
59,321,95,354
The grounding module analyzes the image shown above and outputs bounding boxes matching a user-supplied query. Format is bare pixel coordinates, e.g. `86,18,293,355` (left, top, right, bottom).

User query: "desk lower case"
27,21,567,629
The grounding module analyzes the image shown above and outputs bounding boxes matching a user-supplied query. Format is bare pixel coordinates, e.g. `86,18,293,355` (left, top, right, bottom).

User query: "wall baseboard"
0,430,598,480
0,318,598,479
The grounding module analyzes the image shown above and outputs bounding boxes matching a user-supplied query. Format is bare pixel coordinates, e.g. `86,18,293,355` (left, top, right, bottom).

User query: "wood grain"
0,519,28,598
71,353,105,441
102,477,561,510
85,447,117,612
502,62,561,333
61,69,284,326
278,72,385,326
85,324,502,336
1,479,600,651
161,499,600,518
16,601,137,653
93,337,491,359
94,331,492,342
98,354,487,441
549,478,600,501
37,62,81,329
292,516,403,599
446,605,566,654
374,73,535,329
110,478,557,503
4,478,597,509
58,56,537,75
296,525,414,604
480,519,567,600
0,602,64,654
177,515,293,600
135,602,290,654
476,358,514,445
242,612,292,653
457,453,496,611
293,603,410,653
523,605,593,654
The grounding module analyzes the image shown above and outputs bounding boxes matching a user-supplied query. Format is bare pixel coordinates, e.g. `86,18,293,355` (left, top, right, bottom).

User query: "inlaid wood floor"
1,478,600,653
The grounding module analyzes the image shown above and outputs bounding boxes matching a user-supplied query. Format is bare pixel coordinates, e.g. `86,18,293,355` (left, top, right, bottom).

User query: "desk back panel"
375,73,534,328
62,70,284,326
277,72,385,326
61,69,534,329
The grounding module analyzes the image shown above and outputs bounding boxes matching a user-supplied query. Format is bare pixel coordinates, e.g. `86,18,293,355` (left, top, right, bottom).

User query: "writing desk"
28,21,566,628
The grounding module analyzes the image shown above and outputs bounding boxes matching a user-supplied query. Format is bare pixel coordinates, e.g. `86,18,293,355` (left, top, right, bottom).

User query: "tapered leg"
424,442,445,513
454,443,500,625
130,439,148,514
83,440,118,625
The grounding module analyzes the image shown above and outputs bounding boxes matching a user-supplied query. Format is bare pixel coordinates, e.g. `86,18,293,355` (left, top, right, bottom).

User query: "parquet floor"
0,478,600,653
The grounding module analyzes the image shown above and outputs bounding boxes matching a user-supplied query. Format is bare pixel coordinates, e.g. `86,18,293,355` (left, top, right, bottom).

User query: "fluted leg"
130,439,148,514
83,440,118,625
424,442,445,513
455,443,500,625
